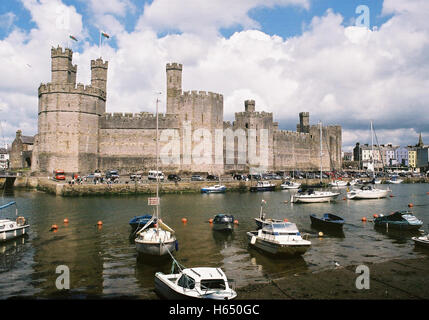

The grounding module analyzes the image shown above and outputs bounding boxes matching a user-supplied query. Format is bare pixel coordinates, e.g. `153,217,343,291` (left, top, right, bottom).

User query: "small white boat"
291,189,340,203
155,267,237,300
201,185,226,193
387,176,403,184
329,180,348,187
247,222,311,256
412,235,429,248
135,218,177,256
281,181,301,189
0,202,30,242
347,185,391,199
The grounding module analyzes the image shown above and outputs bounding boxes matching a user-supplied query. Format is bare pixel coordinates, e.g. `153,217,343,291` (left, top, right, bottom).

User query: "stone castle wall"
31,46,342,175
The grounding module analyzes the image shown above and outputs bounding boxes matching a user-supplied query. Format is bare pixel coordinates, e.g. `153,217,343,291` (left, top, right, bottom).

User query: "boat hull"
0,225,30,242
250,186,276,192
292,194,339,203
374,222,422,231
212,222,234,231
201,187,226,193
412,237,429,248
246,232,310,256
135,239,176,256
155,273,236,300
310,215,344,231
347,189,390,199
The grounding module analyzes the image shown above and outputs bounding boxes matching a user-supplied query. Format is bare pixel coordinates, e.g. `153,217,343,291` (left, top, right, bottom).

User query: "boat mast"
319,121,323,185
371,121,375,179
156,94,160,223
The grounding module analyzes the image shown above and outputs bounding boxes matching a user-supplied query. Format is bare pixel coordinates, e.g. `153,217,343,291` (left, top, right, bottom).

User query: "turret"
298,112,310,133
245,100,256,112
166,63,182,113
51,46,77,84
91,58,108,93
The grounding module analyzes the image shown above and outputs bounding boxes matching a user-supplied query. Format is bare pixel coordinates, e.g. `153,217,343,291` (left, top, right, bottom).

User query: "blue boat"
374,211,423,231
129,215,156,230
201,185,227,193
310,213,345,231
212,214,235,231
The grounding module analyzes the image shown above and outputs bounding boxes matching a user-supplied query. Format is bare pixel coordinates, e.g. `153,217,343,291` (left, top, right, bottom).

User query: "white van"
148,170,165,181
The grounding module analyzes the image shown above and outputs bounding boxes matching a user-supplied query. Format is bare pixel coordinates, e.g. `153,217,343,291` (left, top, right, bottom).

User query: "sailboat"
291,121,340,203
347,121,391,200
135,95,177,256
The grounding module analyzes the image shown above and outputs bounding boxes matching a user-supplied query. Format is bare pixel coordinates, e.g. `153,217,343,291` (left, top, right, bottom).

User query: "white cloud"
137,0,309,37
1,0,429,153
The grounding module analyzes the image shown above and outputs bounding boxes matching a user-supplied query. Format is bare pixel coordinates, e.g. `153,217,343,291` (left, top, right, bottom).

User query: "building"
395,147,408,167
0,147,9,169
379,144,398,167
408,147,417,169
30,46,342,175
354,143,383,171
342,152,353,161
9,130,34,170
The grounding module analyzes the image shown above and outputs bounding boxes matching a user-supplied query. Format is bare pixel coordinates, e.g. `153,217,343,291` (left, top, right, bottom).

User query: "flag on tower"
69,35,78,42
101,32,110,39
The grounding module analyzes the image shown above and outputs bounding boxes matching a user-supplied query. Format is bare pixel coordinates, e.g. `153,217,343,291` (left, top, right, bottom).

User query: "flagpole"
99,31,102,58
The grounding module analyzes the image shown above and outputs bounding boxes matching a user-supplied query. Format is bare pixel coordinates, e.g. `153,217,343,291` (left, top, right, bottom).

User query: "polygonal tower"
32,46,108,175
166,63,182,114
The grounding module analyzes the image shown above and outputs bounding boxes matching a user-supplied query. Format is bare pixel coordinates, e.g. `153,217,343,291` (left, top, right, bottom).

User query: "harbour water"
0,184,428,299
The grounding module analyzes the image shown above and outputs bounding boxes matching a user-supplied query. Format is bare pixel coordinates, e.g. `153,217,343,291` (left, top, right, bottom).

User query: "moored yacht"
247,222,311,256
291,189,340,203
249,181,276,192
281,181,301,189
201,185,227,193
0,201,30,242
346,185,391,199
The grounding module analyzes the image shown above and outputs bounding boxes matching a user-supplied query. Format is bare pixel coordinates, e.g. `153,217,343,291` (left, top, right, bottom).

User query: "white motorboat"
412,235,429,248
155,266,237,300
281,181,301,189
249,181,276,192
329,180,348,187
291,189,340,203
135,96,177,256
0,201,30,242
387,176,403,184
201,185,226,193
346,185,391,199
247,222,311,256
254,199,283,228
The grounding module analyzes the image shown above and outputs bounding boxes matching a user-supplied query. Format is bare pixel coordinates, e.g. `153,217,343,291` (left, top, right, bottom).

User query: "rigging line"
372,123,386,170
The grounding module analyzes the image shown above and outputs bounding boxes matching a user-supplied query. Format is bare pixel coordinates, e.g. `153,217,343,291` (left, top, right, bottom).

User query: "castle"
30,46,342,175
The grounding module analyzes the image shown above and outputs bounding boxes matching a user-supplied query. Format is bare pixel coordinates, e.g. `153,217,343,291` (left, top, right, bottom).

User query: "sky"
0,0,428,152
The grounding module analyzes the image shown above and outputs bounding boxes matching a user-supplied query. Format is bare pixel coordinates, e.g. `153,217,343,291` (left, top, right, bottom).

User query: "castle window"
202,114,204,123
245,123,248,129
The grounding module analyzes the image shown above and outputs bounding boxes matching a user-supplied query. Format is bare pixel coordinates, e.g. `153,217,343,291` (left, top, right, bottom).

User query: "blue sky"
0,0,428,150
1,0,389,47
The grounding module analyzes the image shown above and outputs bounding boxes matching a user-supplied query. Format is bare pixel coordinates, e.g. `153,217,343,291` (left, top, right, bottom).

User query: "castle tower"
245,100,255,112
51,46,77,84
166,63,182,114
91,58,108,92
298,112,310,133
33,46,108,175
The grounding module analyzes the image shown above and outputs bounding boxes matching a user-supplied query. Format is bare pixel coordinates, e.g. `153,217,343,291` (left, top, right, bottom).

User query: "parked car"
106,170,120,181
191,175,204,181
248,174,262,180
54,169,65,180
168,174,181,182
148,170,165,181
130,173,142,181
206,175,219,181
94,169,102,178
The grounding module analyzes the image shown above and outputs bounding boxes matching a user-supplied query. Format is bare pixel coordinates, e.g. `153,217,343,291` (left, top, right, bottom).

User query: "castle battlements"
91,58,108,69
100,112,179,130
51,46,73,58
235,111,273,118
103,112,177,120
166,62,183,71
38,82,106,100
180,90,223,102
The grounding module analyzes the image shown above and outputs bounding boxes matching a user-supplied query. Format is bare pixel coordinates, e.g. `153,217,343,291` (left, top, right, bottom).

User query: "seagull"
334,261,340,267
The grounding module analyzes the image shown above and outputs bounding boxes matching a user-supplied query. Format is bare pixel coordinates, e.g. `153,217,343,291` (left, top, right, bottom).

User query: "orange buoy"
408,203,414,208
373,214,378,218
389,195,394,197
234,220,239,225
182,218,187,223
154,223,157,228
427,192,429,195
343,197,346,200
63,218,69,224
50,224,58,231
208,218,213,224
283,218,288,222
97,221,103,226
361,217,367,222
